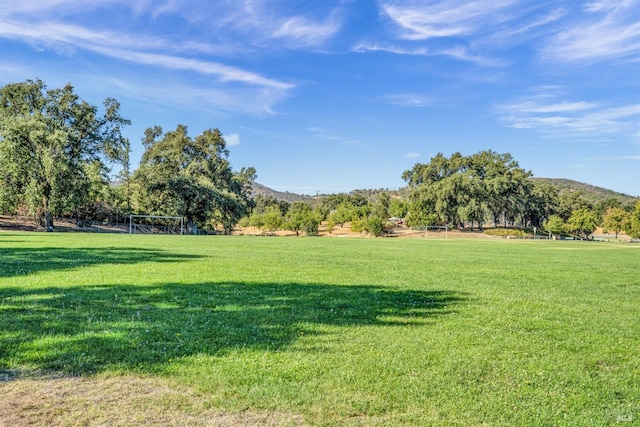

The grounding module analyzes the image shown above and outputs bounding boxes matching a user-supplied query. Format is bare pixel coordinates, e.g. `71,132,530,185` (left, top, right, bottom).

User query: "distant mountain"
249,182,409,203
251,178,638,206
249,181,314,203
531,178,637,205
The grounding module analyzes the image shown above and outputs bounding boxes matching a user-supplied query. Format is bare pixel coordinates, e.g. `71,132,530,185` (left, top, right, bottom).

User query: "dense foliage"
0,79,130,228
0,80,254,234
132,125,255,234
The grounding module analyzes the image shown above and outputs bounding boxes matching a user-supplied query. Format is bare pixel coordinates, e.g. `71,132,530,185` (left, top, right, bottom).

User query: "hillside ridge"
252,178,637,204
531,178,637,204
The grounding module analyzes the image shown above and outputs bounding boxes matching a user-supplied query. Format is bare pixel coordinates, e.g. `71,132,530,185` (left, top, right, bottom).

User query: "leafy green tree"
626,200,640,239
594,198,622,222
320,193,367,212
248,211,265,229
567,209,598,240
402,152,466,187
458,199,485,230
252,195,289,216
73,160,115,225
524,183,559,228
470,151,532,228
284,202,321,236
389,198,408,219
327,202,354,227
364,216,385,237
602,207,630,240
543,215,565,239
0,79,130,228
406,185,438,227
557,192,592,221
260,205,284,233
454,171,486,229
133,125,255,234
373,192,391,219
403,150,532,229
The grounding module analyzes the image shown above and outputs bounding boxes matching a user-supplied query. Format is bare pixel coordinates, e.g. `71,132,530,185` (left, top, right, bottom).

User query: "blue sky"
1,0,639,196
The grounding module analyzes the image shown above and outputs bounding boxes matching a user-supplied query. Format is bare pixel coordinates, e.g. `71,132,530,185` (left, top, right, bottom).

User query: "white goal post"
424,225,447,238
129,215,185,235
412,225,448,238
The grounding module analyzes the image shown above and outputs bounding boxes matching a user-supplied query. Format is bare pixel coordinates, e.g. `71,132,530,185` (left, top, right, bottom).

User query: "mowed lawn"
0,233,638,426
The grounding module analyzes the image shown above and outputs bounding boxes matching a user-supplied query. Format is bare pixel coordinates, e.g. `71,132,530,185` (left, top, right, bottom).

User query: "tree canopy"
602,207,630,240
132,125,255,234
0,79,130,228
403,150,539,229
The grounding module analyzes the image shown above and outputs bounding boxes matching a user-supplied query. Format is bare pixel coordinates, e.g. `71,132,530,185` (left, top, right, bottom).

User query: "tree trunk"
45,210,54,231
43,196,54,230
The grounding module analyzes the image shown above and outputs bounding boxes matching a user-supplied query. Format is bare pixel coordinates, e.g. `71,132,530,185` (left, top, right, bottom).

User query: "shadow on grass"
0,247,199,277
0,282,466,378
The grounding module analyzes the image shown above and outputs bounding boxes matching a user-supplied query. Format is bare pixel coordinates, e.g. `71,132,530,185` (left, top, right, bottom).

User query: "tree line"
1,80,639,238
243,152,640,239
401,151,639,239
0,80,254,233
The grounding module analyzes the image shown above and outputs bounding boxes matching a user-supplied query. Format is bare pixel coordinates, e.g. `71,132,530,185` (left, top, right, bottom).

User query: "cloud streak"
380,0,521,40
542,0,640,63
383,94,432,107
498,93,640,138
0,20,291,89
272,14,342,47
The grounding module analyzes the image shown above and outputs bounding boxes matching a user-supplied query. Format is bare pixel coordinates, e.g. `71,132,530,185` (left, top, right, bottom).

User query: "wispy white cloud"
542,0,640,63
0,20,292,89
0,8,294,114
93,47,292,90
352,41,502,65
585,155,640,161
498,92,640,138
0,16,249,56
0,0,173,19
272,14,342,48
306,127,370,149
91,72,286,116
197,1,345,49
514,101,598,114
383,94,431,107
437,46,506,66
406,152,421,158
486,7,566,48
225,133,241,146
380,0,521,40
352,42,428,55
370,1,544,65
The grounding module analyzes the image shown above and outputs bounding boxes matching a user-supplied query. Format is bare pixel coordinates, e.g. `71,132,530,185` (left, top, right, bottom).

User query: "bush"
350,218,365,233
365,217,385,237
301,215,320,236
238,216,250,228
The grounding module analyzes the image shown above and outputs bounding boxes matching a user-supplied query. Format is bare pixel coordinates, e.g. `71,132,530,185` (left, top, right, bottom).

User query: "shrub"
365,216,385,237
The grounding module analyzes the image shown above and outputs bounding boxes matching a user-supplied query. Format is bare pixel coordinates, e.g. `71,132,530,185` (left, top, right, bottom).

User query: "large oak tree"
133,125,255,234
0,79,130,228
402,150,535,228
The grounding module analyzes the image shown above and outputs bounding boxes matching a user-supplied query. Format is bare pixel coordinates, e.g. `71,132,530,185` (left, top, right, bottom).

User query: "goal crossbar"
129,215,185,235
412,225,448,238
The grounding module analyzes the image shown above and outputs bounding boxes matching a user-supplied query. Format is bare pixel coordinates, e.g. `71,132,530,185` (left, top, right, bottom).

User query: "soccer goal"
418,225,448,238
128,215,185,235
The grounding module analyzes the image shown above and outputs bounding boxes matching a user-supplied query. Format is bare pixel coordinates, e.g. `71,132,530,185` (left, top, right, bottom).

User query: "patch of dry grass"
0,376,305,427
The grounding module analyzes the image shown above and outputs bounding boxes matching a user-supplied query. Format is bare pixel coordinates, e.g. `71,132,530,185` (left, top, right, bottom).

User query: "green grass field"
1,233,638,425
